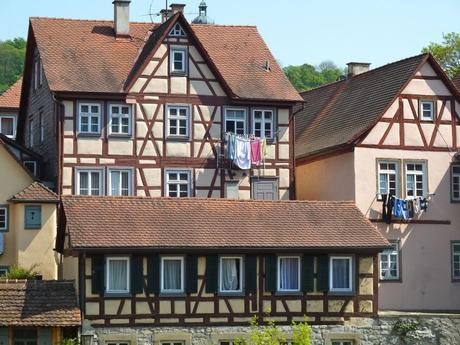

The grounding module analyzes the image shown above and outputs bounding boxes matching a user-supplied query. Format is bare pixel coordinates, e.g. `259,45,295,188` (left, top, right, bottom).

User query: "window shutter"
38,328,52,345
316,255,329,292
245,255,257,294
131,255,144,294
147,254,160,294
91,255,105,295
301,255,314,292
205,255,218,293
264,254,277,293
185,255,198,294
0,328,8,345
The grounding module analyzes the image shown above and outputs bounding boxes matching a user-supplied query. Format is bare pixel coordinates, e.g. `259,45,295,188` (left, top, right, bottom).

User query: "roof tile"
10,182,58,203
0,77,22,109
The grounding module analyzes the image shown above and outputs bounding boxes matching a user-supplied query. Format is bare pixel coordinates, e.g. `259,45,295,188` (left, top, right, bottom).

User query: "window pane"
91,106,99,113
221,258,240,291
1,117,14,136
108,259,128,291
81,105,89,112
163,259,182,291
332,258,350,289
0,209,6,229
112,106,119,114
279,257,299,290
111,171,121,196
79,172,88,195
91,172,100,195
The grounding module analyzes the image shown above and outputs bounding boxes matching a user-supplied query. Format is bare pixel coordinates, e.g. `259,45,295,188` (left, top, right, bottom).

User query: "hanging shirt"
251,139,261,165
393,198,403,218
420,198,428,211
413,197,421,214
234,137,251,170
386,196,393,224
261,138,267,158
381,194,388,222
227,133,236,161
401,200,410,220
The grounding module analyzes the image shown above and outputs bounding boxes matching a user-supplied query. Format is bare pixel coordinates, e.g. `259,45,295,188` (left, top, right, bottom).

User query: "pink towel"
251,139,261,165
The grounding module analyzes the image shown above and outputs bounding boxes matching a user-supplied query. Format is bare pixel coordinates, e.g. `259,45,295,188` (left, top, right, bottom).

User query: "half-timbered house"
295,53,460,311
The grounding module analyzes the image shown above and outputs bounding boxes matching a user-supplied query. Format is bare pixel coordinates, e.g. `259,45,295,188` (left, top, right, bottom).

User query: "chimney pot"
347,62,371,77
170,3,186,15
113,0,131,38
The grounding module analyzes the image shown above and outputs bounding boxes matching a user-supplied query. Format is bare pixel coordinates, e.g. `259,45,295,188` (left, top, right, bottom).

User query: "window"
219,342,235,345
331,341,354,345
380,242,400,280
39,112,44,143
24,206,42,230
0,207,7,231
34,59,39,90
167,105,189,138
378,160,400,196
219,257,243,293
252,178,279,200
109,169,132,196
23,161,37,176
452,242,460,281
225,108,247,135
329,256,353,292
0,115,16,138
0,267,8,277
169,23,186,36
170,49,187,74
39,59,43,86
77,170,103,195
225,181,239,199
28,119,34,147
277,256,300,292
165,170,191,197
161,257,184,293
109,104,132,135
106,257,130,293
13,328,37,345
252,109,274,139
405,162,427,198
452,165,460,201
420,100,435,121
78,103,101,134
161,342,183,345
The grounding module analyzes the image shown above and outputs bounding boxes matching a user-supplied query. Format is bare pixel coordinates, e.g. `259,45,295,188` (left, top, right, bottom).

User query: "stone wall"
84,313,460,345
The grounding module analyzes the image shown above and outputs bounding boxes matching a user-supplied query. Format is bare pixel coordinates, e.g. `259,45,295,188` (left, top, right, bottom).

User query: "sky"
1,0,460,69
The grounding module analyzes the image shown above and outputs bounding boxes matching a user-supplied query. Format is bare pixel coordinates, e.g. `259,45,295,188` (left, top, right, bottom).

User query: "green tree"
284,61,345,92
0,37,26,93
422,32,460,78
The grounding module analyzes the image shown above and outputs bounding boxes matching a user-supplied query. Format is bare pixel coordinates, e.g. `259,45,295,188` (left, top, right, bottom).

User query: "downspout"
79,250,86,335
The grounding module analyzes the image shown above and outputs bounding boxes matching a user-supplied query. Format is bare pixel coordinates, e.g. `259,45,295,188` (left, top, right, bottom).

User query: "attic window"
170,23,186,37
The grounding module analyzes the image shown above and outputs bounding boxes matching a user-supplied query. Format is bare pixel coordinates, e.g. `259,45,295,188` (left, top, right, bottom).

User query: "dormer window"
170,48,187,74
420,100,435,121
170,23,185,37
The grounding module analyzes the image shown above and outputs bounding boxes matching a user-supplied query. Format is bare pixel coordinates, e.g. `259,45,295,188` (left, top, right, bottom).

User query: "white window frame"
109,104,132,135
452,242,460,281
106,256,130,294
404,161,427,198
252,109,274,139
0,115,16,139
78,103,101,134
329,256,353,293
377,160,400,197
160,256,184,294
219,256,243,293
170,48,187,74
0,207,7,231
169,23,186,37
420,100,435,121
166,105,190,138
224,108,247,135
452,165,460,202
165,169,192,198
23,161,37,176
76,169,104,196
108,168,133,196
277,255,301,292
379,242,400,280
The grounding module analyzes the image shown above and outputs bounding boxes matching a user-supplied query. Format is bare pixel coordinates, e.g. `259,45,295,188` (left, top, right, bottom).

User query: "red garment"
251,139,261,165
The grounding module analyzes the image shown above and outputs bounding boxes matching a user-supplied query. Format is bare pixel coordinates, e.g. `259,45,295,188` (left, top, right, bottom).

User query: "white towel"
234,137,251,170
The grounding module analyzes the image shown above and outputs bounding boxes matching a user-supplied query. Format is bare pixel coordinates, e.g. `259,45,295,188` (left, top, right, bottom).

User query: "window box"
106,256,130,294
277,256,300,292
24,206,42,230
329,256,354,293
219,256,243,294
161,256,184,294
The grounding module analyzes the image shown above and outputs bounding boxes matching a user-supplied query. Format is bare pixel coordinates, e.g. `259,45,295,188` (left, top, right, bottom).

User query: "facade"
295,54,460,311
0,78,22,139
0,135,59,279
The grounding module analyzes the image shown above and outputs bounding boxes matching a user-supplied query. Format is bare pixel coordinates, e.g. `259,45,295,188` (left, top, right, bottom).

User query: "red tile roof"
30,16,301,102
61,196,389,251
453,71,460,90
9,182,58,203
0,280,80,327
0,77,22,109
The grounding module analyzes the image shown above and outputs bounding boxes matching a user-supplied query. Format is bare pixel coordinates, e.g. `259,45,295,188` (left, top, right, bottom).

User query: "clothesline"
380,194,429,224
225,133,267,170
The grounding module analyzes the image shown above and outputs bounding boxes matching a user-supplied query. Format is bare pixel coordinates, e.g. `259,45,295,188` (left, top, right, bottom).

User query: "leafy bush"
0,264,40,279
59,338,79,345
393,319,420,337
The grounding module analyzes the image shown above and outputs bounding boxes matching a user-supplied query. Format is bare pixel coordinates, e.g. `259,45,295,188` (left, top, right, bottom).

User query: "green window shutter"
0,328,8,345
91,255,105,295
38,328,52,345
185,255,198,294
205,255,218,293
245,255,257,294
316,255,329,292
264,254,277,293
131,255,144,294
147,254,160,294
301,255,314,292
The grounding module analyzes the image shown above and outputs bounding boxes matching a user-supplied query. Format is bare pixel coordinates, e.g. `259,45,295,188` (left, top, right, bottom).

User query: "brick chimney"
113,0,131,38
170,3,186,15
347,62,371,77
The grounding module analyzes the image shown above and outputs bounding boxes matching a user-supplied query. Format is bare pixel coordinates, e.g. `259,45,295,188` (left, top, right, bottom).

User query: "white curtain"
332,259,350,289
111,171,120,196
109,259,127,291
280,258,298,290
222,258,239,291
164,260,181,290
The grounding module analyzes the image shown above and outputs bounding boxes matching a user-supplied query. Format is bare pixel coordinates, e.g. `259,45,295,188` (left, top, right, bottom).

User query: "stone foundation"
84,313,460,345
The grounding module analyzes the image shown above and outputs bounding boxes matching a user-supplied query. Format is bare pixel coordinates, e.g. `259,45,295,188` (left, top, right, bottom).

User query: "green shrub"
1,264,40,279
59,338,79,345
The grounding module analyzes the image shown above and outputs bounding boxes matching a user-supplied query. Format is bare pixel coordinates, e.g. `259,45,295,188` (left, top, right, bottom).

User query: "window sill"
379,279,402,283
166,136,190,142
170,71,187,77
0,229,8,233
108,134,132,139
274,291,303,296
24,227,41,230
104,292,132,298
218,291,245,297
159,292,186,297
77,133,102,138
327,290,356,296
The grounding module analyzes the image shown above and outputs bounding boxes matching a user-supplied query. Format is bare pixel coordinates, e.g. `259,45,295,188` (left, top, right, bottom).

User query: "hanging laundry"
420,197,428,211
261,138,267,158
227,133,236,161
408,200,414,219
381,194,388,222
386,196,393,224
251,139,262,165
234,136,251,170
413,197,421,214
393,198,403,218
401,200,410,220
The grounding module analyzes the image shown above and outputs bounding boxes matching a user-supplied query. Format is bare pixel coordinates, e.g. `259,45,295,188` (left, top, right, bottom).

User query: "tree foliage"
0,37,26,93
283,61,345,92
422,32,460,78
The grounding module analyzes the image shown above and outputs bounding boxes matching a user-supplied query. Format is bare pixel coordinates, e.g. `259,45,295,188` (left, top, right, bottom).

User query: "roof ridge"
30,16,153,25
